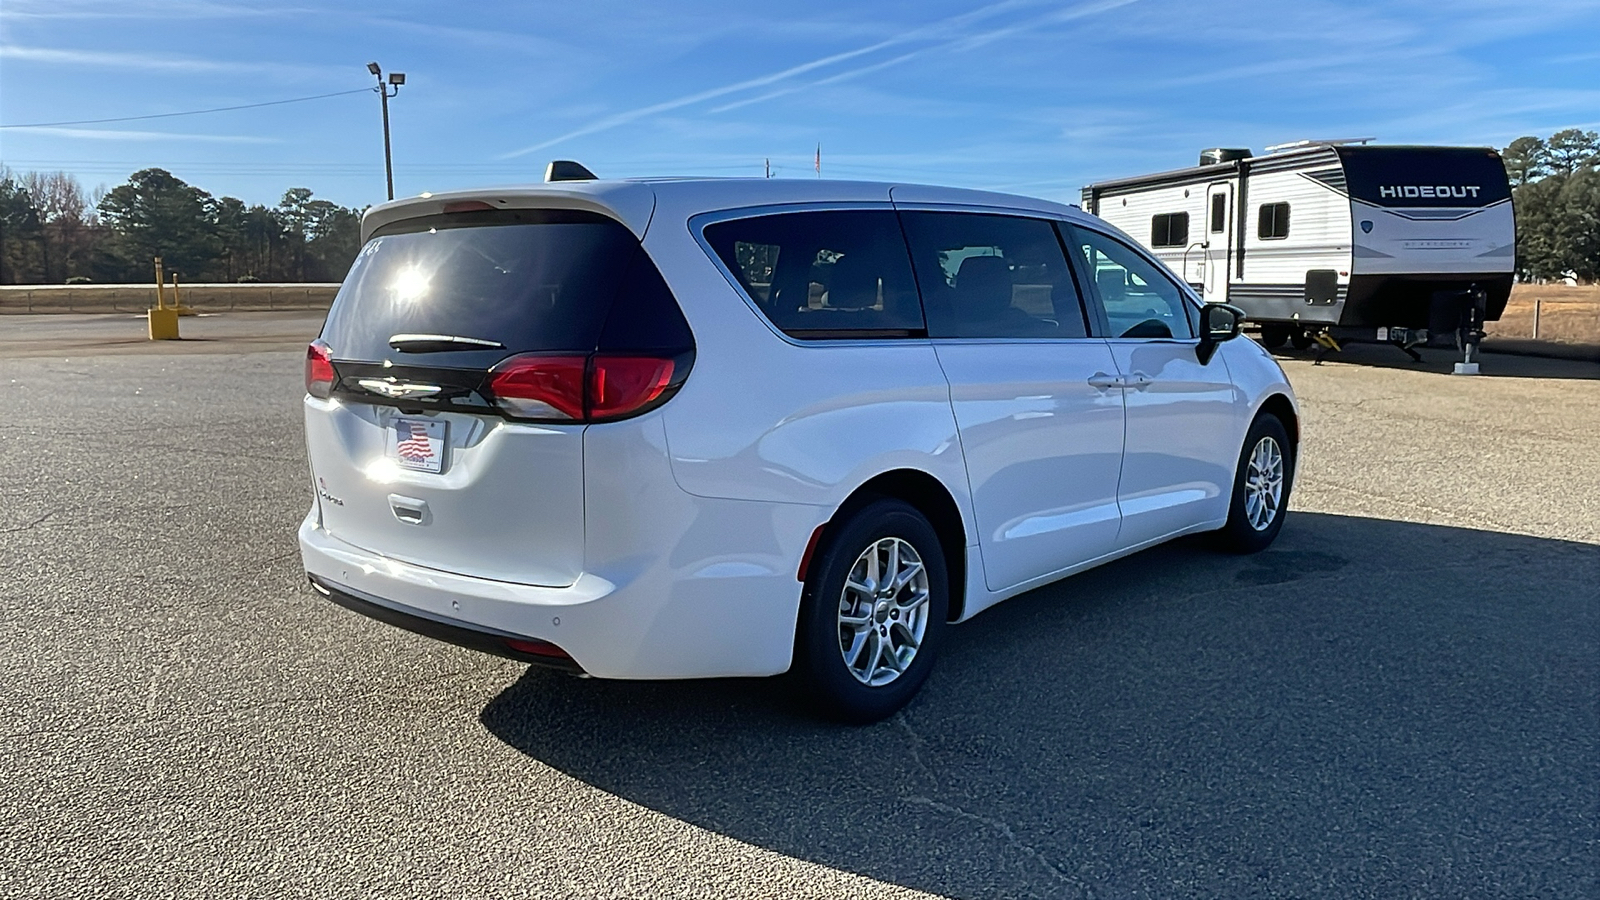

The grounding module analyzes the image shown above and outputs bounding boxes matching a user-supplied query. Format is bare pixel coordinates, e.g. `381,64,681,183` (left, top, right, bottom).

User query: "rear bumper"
298,494,822,679
309,574,584,672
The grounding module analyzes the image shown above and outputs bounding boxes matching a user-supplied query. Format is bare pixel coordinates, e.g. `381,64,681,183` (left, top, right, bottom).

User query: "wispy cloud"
707,0,1140,115
3,125,279,143
0,43,335,78
0,0,286,20
496,0,1055,159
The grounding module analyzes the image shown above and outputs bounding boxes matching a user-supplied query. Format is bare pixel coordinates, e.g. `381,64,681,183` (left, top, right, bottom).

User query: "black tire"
1258,324,1290,350
792,498,948,723
1213,414,1294,554
1288,329,1314,351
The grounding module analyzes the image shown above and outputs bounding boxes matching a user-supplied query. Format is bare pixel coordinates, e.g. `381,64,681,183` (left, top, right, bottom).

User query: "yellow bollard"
148,306,180,339
171,269,197,316
148,256,181,339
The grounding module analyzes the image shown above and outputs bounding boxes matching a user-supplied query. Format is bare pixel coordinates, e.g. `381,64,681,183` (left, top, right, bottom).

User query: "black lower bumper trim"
308,575,585,674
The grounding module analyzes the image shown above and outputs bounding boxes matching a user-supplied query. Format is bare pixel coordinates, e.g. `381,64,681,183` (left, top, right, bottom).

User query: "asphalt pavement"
2,314,1596,898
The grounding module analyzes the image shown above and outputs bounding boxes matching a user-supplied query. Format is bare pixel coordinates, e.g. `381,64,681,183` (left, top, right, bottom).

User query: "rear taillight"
485,354,588,420
590,355,677,419
485,352,682,423
305,340,336,399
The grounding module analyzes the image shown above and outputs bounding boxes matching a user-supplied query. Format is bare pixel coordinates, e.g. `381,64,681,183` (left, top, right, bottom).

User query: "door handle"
1087,372,1122,390
388,494,430,525
1126,372,1154,391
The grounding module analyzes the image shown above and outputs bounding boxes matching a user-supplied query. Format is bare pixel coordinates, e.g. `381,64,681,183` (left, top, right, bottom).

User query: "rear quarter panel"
641,204,977,545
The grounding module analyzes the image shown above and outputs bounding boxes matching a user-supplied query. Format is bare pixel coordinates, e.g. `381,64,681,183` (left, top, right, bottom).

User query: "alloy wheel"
837,537,931,686
1244,436,1285,531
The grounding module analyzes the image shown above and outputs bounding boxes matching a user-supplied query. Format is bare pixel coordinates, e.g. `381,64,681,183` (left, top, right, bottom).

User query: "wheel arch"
810,469,971,623
1256,392,1300,449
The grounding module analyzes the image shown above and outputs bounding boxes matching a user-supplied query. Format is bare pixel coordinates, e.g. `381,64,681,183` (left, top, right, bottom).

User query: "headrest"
955,255,1012,313
1096,267,1127,303
825,253,881,310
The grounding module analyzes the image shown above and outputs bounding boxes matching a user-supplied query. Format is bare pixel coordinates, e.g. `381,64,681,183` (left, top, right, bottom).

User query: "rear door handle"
388,494,430,525
1126,372,1154,390
1087,372,1122,390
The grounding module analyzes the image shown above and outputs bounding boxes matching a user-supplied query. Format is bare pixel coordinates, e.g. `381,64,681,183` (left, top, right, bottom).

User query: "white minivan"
300,173,1298,721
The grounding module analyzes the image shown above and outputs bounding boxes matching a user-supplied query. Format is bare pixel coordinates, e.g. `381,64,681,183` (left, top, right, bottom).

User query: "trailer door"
1202,182,1232,304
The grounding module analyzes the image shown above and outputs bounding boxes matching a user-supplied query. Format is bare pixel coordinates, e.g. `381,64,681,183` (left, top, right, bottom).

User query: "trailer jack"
1311,331,1342,365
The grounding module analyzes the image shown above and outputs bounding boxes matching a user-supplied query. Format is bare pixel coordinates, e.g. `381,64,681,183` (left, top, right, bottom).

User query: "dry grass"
1488,284,1600,345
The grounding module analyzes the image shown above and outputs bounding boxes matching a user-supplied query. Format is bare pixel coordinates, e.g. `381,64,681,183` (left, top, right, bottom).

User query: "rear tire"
792,499,948,723
1213,414,1294,554
1289,329,1314,351
1258,324,1290,350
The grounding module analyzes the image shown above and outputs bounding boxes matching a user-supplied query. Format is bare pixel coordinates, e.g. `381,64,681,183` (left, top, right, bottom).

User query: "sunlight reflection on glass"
390,264,431,303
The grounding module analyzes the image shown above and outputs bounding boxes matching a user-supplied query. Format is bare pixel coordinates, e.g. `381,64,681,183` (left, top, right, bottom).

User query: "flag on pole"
815,143,821,177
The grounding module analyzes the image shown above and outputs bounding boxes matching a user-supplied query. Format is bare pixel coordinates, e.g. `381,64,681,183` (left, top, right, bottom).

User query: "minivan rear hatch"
305,206,692,587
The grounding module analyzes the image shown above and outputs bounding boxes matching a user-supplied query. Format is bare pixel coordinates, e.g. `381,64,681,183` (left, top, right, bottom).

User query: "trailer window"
1258,203,1290,240
1151,212,1188,248
1210,194,1227,233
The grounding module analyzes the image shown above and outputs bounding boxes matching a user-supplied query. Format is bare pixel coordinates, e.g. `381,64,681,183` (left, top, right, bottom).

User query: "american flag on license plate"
396,421,434,462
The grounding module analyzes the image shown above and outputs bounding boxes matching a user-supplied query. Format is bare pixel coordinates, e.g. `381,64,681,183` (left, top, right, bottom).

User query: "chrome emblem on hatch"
356,378,443,399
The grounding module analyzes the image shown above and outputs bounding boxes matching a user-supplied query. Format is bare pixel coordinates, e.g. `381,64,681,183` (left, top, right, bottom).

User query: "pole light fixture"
367,62,405,200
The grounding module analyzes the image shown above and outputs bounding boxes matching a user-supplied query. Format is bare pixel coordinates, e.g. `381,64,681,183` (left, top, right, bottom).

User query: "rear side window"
898,211,1089,339
703,210,924,338
320,209,690,366
1150,212,1189,248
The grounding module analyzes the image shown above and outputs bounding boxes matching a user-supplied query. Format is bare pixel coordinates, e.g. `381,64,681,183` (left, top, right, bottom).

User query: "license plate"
388,417,447,473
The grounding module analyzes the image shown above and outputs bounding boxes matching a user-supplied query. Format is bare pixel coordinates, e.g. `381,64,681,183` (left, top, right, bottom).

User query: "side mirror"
1196,302,1245,365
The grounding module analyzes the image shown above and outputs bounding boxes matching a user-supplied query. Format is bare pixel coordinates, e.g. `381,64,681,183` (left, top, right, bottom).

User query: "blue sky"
2,0,1598,210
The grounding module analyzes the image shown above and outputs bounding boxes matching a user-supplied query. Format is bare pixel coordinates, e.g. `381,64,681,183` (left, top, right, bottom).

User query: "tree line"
0,167,363,285
1501,128,1599,282
3,131,1599,285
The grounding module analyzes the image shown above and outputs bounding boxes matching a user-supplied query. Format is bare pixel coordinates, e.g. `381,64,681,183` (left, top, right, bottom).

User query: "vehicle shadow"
1267,338,1600,379
480,513,1598,899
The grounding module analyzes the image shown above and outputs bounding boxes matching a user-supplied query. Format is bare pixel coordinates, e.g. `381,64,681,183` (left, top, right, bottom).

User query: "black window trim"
1058,221,1203,343
1258,202,1291,240
1150,211,1190,249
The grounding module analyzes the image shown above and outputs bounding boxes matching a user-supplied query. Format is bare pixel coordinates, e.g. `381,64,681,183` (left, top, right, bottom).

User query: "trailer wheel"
1289,330,1314,351
1258,324,1290,350
1213,413,1294,554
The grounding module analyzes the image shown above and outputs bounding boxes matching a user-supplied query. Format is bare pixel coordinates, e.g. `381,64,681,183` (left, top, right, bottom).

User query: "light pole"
367,62,405,200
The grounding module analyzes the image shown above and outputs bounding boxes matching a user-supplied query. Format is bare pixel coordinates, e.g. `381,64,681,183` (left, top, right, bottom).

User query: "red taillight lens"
590,355,676,420
305,340,336,398
442,200,495,213
486,354,588,420
485,353,681,423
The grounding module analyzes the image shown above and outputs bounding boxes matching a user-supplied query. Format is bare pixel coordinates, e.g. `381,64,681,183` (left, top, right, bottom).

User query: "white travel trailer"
1082,141,1514,361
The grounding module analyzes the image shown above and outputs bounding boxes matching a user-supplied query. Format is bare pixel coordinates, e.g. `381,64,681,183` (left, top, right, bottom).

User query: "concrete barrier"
0,283,341,315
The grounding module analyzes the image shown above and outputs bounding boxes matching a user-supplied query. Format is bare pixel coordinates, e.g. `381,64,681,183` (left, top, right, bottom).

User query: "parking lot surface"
3,315,1596,898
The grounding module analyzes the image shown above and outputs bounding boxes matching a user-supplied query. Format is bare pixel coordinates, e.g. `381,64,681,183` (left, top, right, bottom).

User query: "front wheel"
1213,415,1294,553
792,498,948,723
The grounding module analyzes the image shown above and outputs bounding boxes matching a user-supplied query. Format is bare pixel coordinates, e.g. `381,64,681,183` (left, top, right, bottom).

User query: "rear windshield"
320,209,685,366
